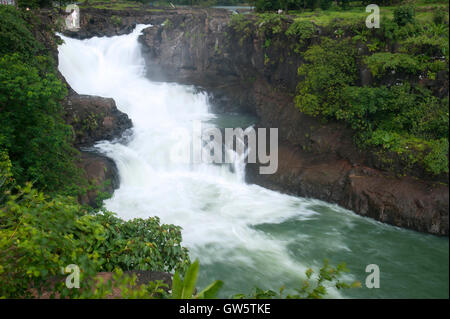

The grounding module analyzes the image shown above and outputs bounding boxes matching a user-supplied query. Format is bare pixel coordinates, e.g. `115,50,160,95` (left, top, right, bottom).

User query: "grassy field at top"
284,1,449,27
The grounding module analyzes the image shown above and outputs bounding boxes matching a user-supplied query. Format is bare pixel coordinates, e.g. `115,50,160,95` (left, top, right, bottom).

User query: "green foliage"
17,0,57,9
229,14,254,47
0,6,44,59
0,53,81,192
432,9,447,25
394,5,416,26
0,179,191,298
255,0,333,12
364,53,422,78
0,7,84,193
295,38,358,118
0,182,103,298
233,260,361,299
423,138,449,175
230,14,253,33
295,35,449,175
285,20,315,43
171,259,223,299
257,13,287,36
94,212,190,273
110,15,122,27
319,0,332,10
400,34,449,59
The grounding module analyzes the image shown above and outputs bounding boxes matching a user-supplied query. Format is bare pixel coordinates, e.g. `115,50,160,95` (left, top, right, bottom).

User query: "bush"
394,5,416,27
0,6,44,59
285,20,315,41
295,37,449,175
400,34,449,59
110,15,122,27
94,212,190,273
295,38,358,118
257,13,288,36
0,7,83,193
364,53,422,78
423,138,449,175
432,10,447,25
0,176,191,298
0,54,81,192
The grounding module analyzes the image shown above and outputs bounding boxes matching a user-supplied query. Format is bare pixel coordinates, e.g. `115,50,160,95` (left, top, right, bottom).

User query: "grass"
79,0,143,10
78,0,177,10
283,2,449,27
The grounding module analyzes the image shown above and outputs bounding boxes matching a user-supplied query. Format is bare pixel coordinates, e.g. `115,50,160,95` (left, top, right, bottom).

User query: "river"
57,24,449,299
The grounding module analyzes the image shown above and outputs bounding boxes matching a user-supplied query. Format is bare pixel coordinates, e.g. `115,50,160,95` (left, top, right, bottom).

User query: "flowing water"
58,25,449,299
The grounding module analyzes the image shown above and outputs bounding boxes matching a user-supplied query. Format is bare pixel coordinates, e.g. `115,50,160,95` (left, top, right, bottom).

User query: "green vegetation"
364,52,422,78
228,1,449,176
393,4,416,26
233,259,361,299
0,177,190,298
0,7,83,193
110,15,122,26
293,5,449,175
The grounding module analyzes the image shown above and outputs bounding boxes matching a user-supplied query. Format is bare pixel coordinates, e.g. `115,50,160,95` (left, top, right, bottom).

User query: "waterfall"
58,25,449,298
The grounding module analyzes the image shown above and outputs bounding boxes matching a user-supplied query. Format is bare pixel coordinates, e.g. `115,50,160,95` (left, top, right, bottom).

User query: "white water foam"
58,25,353,297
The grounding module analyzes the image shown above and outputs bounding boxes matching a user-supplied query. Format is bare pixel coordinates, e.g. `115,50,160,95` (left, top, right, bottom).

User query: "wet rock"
246,146,449,235
64,94,132,147
360,67,373,86
77,151,119,208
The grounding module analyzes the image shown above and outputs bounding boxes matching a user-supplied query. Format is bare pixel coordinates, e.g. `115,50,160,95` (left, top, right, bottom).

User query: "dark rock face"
77,151,119,208
60,91,131,208
63,7,178,39
246,146,449,236
136,9,449,235
64,94,132,147
124,271,172,289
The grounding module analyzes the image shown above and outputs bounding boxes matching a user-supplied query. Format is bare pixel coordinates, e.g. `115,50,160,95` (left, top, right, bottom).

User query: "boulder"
77,151,119,208
64,94,132,147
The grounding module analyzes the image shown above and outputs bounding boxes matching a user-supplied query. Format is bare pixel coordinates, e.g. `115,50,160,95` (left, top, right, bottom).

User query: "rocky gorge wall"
62,7,448,235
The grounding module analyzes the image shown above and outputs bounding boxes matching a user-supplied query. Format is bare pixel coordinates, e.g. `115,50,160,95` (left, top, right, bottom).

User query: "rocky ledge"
64,94,132,148
62,92,131,208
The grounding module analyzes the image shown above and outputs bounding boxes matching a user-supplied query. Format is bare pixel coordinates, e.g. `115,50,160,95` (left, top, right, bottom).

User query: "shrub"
110,15,122,27
285,20,315,42
0,7,84,194
295,38,358,118
94,212,190,273
0,178,191,298
0,54,81,192
423,138,449,175
0,6,44,59
393,5,416,27
432,9,447,25
257,13,287,36
295,37,449,175
400,35,449,59
364,53,422,78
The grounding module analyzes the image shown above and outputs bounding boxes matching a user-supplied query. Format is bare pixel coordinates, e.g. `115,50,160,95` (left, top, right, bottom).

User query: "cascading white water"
58,25,449,299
